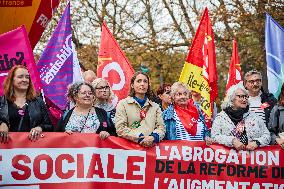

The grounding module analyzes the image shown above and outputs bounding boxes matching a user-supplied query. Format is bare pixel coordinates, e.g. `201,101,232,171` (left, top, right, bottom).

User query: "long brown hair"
278,83,284,106
3,65,37,102
128,71,153,101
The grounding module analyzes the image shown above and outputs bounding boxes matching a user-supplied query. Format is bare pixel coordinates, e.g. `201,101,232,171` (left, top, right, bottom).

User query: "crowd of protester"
0,65,284,150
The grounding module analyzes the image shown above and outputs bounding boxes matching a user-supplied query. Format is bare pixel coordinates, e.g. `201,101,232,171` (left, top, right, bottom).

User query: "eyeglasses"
96,86,110,91
236,94,249,100
247,79,262,84
175,92,189,97
79,91,94,96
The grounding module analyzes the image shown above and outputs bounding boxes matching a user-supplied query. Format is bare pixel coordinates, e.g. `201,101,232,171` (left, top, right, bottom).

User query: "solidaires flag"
179,8,218,127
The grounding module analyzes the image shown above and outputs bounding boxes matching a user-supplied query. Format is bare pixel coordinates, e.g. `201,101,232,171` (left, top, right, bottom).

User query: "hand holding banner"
0,133,284,188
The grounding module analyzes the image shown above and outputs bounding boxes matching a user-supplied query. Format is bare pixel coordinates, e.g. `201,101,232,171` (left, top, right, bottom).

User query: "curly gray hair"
244,69,262,82
67,82,95,103
221,83,248,110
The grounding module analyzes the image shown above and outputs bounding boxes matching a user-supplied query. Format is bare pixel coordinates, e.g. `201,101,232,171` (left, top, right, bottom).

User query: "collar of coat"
125,96,155,108
163,105,175,120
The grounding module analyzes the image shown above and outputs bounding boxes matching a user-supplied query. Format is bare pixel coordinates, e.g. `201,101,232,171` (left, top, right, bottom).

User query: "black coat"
0,96,53,131
260,91,277,127
56,107,117,136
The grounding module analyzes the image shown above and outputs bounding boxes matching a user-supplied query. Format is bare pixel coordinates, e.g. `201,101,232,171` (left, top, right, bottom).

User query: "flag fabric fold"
0,25,41,95
97,22,134,102
226,39,242,92
179,8,218,127
37,3,73,110
0,0,60,49
265,13,284,98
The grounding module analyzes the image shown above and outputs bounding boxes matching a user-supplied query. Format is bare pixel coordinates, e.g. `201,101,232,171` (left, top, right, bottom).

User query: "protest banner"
0,133,283,189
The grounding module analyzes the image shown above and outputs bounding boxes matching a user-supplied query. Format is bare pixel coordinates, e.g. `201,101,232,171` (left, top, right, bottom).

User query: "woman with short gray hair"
163,82,211,141
211,83,270,150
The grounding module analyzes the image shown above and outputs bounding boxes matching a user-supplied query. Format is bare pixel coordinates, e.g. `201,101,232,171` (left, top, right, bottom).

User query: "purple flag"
37,3,73,110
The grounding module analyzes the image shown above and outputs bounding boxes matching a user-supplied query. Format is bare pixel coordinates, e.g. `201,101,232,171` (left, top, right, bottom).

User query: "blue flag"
265,13,284,98
37,3,73,110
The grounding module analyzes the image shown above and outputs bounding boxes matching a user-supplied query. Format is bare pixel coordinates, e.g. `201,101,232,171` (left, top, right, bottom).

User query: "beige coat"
115,96,165,142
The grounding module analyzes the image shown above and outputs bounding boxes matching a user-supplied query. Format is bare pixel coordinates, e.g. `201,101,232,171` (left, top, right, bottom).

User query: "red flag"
97,22,135,101
226,39,242,91
179,8,217,125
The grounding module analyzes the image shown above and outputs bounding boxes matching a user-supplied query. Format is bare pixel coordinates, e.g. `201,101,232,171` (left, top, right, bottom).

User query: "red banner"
0,133,284,188
97,22,135,102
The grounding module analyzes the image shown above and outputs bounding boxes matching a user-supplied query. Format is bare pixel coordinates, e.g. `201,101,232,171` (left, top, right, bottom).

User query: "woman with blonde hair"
92,78,117,123
0,65,53,143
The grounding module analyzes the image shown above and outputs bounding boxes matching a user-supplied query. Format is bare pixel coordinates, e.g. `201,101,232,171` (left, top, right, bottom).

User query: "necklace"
79,107,92,132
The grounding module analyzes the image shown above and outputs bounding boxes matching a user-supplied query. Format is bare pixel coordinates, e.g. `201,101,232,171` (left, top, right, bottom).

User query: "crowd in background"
0,65,284,150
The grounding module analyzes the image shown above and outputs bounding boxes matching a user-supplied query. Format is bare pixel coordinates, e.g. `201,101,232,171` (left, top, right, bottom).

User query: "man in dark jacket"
244,70,277,127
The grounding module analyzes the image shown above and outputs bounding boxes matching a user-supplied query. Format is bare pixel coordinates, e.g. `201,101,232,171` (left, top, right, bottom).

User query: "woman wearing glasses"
92,78,117,123
211,84,270,151
56,82,116,139
115,71,165,147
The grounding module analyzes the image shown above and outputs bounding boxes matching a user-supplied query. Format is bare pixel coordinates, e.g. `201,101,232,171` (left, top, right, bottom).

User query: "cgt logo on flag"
97,22,134,101
100,61,126,91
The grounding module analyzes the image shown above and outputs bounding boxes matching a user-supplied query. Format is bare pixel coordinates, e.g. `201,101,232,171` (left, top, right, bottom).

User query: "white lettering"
42,34,72,84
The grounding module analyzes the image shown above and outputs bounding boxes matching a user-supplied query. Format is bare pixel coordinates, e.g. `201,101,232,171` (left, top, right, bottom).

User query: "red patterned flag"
226,39,242,92
179,8,217,127
97,22,134,101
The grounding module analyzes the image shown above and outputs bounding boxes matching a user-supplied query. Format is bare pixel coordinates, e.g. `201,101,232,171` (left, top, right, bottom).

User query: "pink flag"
0,25,41,95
